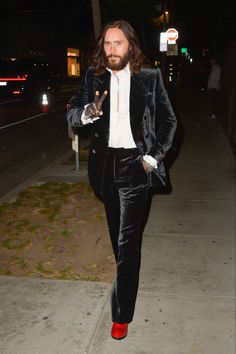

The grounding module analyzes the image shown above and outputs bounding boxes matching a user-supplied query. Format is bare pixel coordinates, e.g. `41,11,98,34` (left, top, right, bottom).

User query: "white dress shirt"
207,64,221,90
107,65,136,148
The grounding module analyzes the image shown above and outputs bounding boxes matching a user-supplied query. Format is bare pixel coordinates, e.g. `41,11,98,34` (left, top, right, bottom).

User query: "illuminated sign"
160,32,168,52
166,28,178,44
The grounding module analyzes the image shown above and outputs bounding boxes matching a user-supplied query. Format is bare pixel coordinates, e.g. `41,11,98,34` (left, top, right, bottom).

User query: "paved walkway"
0,90,235,353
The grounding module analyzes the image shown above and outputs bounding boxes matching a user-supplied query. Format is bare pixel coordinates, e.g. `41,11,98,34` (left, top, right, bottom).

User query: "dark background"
0,0,235,74
0,0,235,148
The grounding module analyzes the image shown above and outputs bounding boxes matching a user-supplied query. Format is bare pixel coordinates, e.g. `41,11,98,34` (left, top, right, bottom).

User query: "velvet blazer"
67,66,177,197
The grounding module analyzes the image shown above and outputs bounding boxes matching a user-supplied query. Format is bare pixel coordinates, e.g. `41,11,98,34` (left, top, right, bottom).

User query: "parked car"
0,58,61,105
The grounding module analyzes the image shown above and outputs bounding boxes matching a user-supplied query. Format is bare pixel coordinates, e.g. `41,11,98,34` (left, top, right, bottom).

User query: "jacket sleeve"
150,68,177,163
66,68,94,129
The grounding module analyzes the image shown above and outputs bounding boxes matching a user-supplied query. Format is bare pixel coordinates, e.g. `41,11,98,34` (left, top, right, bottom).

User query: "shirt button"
92,149,96,154
94,132,99,137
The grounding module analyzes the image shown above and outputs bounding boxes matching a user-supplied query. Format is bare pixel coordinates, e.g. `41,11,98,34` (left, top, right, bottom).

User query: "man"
67,20,177,340
206,57,221,119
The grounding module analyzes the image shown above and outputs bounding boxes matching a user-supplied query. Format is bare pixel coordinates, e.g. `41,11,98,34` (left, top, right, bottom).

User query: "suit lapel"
93,71,111,138
130,71,149,134
91,69,150,143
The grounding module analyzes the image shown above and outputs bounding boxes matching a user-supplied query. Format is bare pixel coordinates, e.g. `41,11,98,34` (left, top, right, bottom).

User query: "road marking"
0,112,47,130
0,98,22,105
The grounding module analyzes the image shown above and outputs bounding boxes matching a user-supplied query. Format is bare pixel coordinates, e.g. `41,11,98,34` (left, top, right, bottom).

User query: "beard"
105,51,130,71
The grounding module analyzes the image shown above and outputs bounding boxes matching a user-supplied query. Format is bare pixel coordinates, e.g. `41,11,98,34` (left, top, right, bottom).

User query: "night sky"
0,1,93,32
0,0,235,60
173,0,235,57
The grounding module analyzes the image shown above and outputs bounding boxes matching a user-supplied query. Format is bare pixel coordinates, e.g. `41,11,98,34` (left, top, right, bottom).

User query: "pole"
91,0,102,39
72,133,80,171
161,0,167,85
75,150,80,171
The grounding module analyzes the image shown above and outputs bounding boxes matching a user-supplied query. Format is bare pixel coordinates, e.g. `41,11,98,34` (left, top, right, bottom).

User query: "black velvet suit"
67,67,177,197
67,66,177,323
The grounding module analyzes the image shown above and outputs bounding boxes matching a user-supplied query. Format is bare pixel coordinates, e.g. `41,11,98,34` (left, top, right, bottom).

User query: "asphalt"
0,90,235,354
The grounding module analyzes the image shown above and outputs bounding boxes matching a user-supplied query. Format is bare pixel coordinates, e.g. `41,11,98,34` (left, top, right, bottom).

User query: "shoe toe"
111,323,128,340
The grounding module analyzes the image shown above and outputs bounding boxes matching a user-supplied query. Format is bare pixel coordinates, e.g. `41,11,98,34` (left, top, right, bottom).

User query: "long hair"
91,20,144,75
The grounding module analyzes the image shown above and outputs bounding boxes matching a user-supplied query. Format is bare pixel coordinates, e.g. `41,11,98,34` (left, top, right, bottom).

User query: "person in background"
206,57,221,119
67,20,177,340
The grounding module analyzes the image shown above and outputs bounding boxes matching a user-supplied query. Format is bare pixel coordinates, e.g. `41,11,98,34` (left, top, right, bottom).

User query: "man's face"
104,28,130,71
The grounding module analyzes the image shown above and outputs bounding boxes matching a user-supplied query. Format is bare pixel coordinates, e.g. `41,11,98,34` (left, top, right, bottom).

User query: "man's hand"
142,159,154,173
84,90,108,119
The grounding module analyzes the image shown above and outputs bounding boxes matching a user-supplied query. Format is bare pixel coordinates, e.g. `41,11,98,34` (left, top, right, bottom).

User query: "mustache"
107,55,121,59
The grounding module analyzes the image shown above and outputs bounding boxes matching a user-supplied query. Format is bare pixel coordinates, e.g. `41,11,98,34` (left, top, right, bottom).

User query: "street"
0,89,75,198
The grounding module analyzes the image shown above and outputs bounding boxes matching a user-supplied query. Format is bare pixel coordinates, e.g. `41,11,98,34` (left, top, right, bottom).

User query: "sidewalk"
0,90,235,354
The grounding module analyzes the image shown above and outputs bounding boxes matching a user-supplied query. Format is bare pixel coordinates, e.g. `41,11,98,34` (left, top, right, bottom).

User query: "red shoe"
111,322,128,340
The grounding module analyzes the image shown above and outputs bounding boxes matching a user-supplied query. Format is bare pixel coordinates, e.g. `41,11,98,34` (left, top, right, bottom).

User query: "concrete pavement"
0,89,235,353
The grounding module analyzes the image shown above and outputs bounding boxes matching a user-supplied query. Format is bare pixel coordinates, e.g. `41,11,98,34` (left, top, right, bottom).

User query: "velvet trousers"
102,147,150,324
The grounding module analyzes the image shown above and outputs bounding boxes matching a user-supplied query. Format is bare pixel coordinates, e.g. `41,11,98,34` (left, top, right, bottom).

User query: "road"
0,88,76,199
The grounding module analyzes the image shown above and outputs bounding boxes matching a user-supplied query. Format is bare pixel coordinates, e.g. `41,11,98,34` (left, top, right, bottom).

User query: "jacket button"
145,134,148,138
94,132,99,137
92,149,96,154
